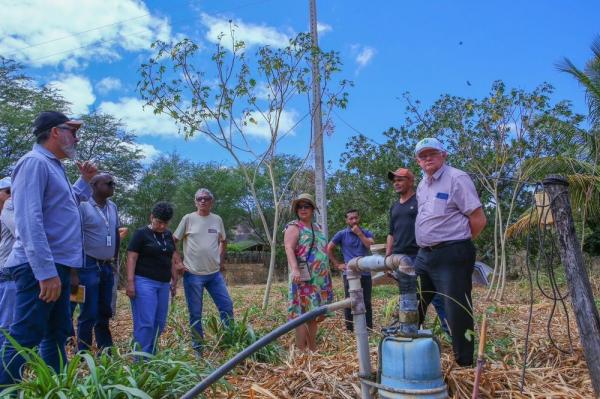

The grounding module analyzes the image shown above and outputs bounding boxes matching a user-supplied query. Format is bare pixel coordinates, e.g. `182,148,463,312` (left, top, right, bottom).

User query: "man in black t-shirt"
385,167,449,334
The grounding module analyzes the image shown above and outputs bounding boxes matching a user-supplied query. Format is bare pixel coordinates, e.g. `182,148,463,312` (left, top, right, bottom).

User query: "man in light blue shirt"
326,209,375,331
72,173,120,352
0,111,97,384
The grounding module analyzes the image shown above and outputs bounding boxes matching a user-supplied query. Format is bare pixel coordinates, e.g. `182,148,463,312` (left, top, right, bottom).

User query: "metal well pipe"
347,254,415,275
347,268,373,399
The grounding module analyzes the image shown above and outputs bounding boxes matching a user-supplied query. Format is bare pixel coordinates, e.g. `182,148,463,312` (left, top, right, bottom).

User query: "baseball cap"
31,111,83,137
0,177,10,190
415,137,446,155
387,168,415,181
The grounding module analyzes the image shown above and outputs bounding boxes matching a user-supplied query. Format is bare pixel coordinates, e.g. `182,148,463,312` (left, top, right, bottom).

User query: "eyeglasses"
56,125,78,137
417,150,441,160
196,196,212,202
297,204,314,210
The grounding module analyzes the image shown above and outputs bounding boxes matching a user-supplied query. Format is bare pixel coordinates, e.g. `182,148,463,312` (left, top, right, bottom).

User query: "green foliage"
1,335,220,399
203,309,283,363
327,127,419,241
0,57,69,176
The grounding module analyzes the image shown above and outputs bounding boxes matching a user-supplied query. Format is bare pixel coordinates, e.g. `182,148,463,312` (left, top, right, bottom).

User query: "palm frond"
506,206,540,239
521,156,597,180
507,174,600,238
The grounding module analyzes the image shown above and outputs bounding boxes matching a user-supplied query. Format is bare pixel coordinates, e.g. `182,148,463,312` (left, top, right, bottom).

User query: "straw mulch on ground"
111,276,596,398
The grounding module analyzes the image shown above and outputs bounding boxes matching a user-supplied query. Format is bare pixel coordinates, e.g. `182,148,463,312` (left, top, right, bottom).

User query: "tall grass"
0,331,223,398
203,308,284,364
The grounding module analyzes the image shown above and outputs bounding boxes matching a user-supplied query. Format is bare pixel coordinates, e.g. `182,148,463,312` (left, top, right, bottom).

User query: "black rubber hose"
181,305,329,399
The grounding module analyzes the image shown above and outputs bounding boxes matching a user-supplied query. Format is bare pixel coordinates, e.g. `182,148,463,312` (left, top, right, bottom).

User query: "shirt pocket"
433,192,449,214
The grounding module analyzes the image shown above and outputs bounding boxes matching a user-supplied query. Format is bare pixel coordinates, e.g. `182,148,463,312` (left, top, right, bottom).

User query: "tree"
327,128,419,242
558,36,600,130
127,153,195,228
63,113,145,211
138,28,350,309
506,39,600,254
0,57,68,176
402,81,584,300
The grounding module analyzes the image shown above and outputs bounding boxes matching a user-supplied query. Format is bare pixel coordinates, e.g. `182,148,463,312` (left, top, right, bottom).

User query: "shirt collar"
33,143,59,161
427,163,448,184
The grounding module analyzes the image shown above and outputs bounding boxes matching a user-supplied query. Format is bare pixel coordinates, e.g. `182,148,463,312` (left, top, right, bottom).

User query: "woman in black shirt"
126,202,177,354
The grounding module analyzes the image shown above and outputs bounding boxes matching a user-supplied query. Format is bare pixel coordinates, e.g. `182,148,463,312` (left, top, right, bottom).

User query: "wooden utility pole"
544,175,600,396
309,0,328,238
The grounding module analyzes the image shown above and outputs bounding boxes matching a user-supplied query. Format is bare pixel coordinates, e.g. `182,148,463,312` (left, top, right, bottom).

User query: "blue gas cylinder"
378,335,448,399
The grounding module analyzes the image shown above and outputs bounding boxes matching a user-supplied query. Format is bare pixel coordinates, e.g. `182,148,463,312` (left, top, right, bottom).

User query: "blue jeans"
0,280,16,348
130,276,170,355
183,271,233,352
75,256,114,351
0,263,72,384
409,255,449,334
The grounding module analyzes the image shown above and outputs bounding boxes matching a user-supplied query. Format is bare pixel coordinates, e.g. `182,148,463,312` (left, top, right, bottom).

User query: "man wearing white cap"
0,177,15,348
414,137,486,367
0,111,97,384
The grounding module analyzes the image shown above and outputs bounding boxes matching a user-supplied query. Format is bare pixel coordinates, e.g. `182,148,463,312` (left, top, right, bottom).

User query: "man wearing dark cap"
0,111,97,383
385,167,449,334
414,138,486,367
71,173,120,352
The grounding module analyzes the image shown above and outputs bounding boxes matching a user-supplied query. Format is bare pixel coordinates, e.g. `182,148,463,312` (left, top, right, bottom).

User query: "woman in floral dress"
283,193,333,351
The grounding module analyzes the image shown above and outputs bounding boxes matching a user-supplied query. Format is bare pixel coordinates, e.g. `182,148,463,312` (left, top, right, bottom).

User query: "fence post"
544,175,600,396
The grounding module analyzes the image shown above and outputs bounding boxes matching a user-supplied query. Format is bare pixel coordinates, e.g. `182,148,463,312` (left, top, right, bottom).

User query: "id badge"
106,235,112,246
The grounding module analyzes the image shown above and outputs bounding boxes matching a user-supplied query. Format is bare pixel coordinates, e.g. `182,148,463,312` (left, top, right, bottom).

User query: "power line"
5,13,152,57
2,0,274,64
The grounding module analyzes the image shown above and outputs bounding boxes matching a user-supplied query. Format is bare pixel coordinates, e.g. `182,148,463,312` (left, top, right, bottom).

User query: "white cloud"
49,75,96,115
200,13,289,49
123,142,160,163
355,46,376,68
317,22,332,34
0,0,173,67
96,77,122,94
99,97,179,138
242,109,298,139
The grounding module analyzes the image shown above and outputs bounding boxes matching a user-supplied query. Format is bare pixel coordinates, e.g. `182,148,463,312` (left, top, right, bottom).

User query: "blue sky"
2,0,598,170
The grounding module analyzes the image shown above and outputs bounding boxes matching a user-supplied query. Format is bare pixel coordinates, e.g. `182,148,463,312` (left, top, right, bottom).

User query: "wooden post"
544,175,600,396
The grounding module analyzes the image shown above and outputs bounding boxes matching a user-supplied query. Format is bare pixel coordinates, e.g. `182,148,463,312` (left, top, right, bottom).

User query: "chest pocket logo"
208,228,218,234
433,192,449,214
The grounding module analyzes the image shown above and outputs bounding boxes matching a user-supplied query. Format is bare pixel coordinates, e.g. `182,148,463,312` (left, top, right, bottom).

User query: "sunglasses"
297,204,314,210
1,189,9,195
56,125,78,137
196,196,212,202
104,181,116,187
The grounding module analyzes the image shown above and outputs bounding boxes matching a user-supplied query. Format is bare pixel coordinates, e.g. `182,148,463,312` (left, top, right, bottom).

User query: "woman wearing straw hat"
283,193,333,351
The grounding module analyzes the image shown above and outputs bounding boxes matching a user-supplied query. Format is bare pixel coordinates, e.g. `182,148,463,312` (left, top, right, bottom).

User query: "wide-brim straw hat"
291,193,318,213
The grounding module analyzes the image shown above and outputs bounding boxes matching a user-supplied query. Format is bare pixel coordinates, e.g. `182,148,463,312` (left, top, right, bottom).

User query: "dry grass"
109,275,598,398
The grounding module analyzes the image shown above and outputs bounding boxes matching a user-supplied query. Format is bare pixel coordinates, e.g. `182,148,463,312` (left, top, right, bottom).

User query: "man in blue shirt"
0,111,97,384
326,209,375,331
72,173,120,352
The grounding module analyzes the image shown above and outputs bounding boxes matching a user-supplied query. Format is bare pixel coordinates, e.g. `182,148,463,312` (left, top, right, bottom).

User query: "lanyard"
93,203,110,229
153,232,168,252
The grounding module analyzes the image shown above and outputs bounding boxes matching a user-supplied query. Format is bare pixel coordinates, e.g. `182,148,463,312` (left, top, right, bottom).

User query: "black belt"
421,239,471,252
86,255,114,265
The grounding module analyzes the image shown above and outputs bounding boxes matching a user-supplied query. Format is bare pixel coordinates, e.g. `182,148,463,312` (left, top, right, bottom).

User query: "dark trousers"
415,240,476,366
0,263,72,384
73,256,114,351
342,274,373,331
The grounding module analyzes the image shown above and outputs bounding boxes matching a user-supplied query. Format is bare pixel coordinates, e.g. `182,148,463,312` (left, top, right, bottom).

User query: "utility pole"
544,175,600,397
309,0,328,238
